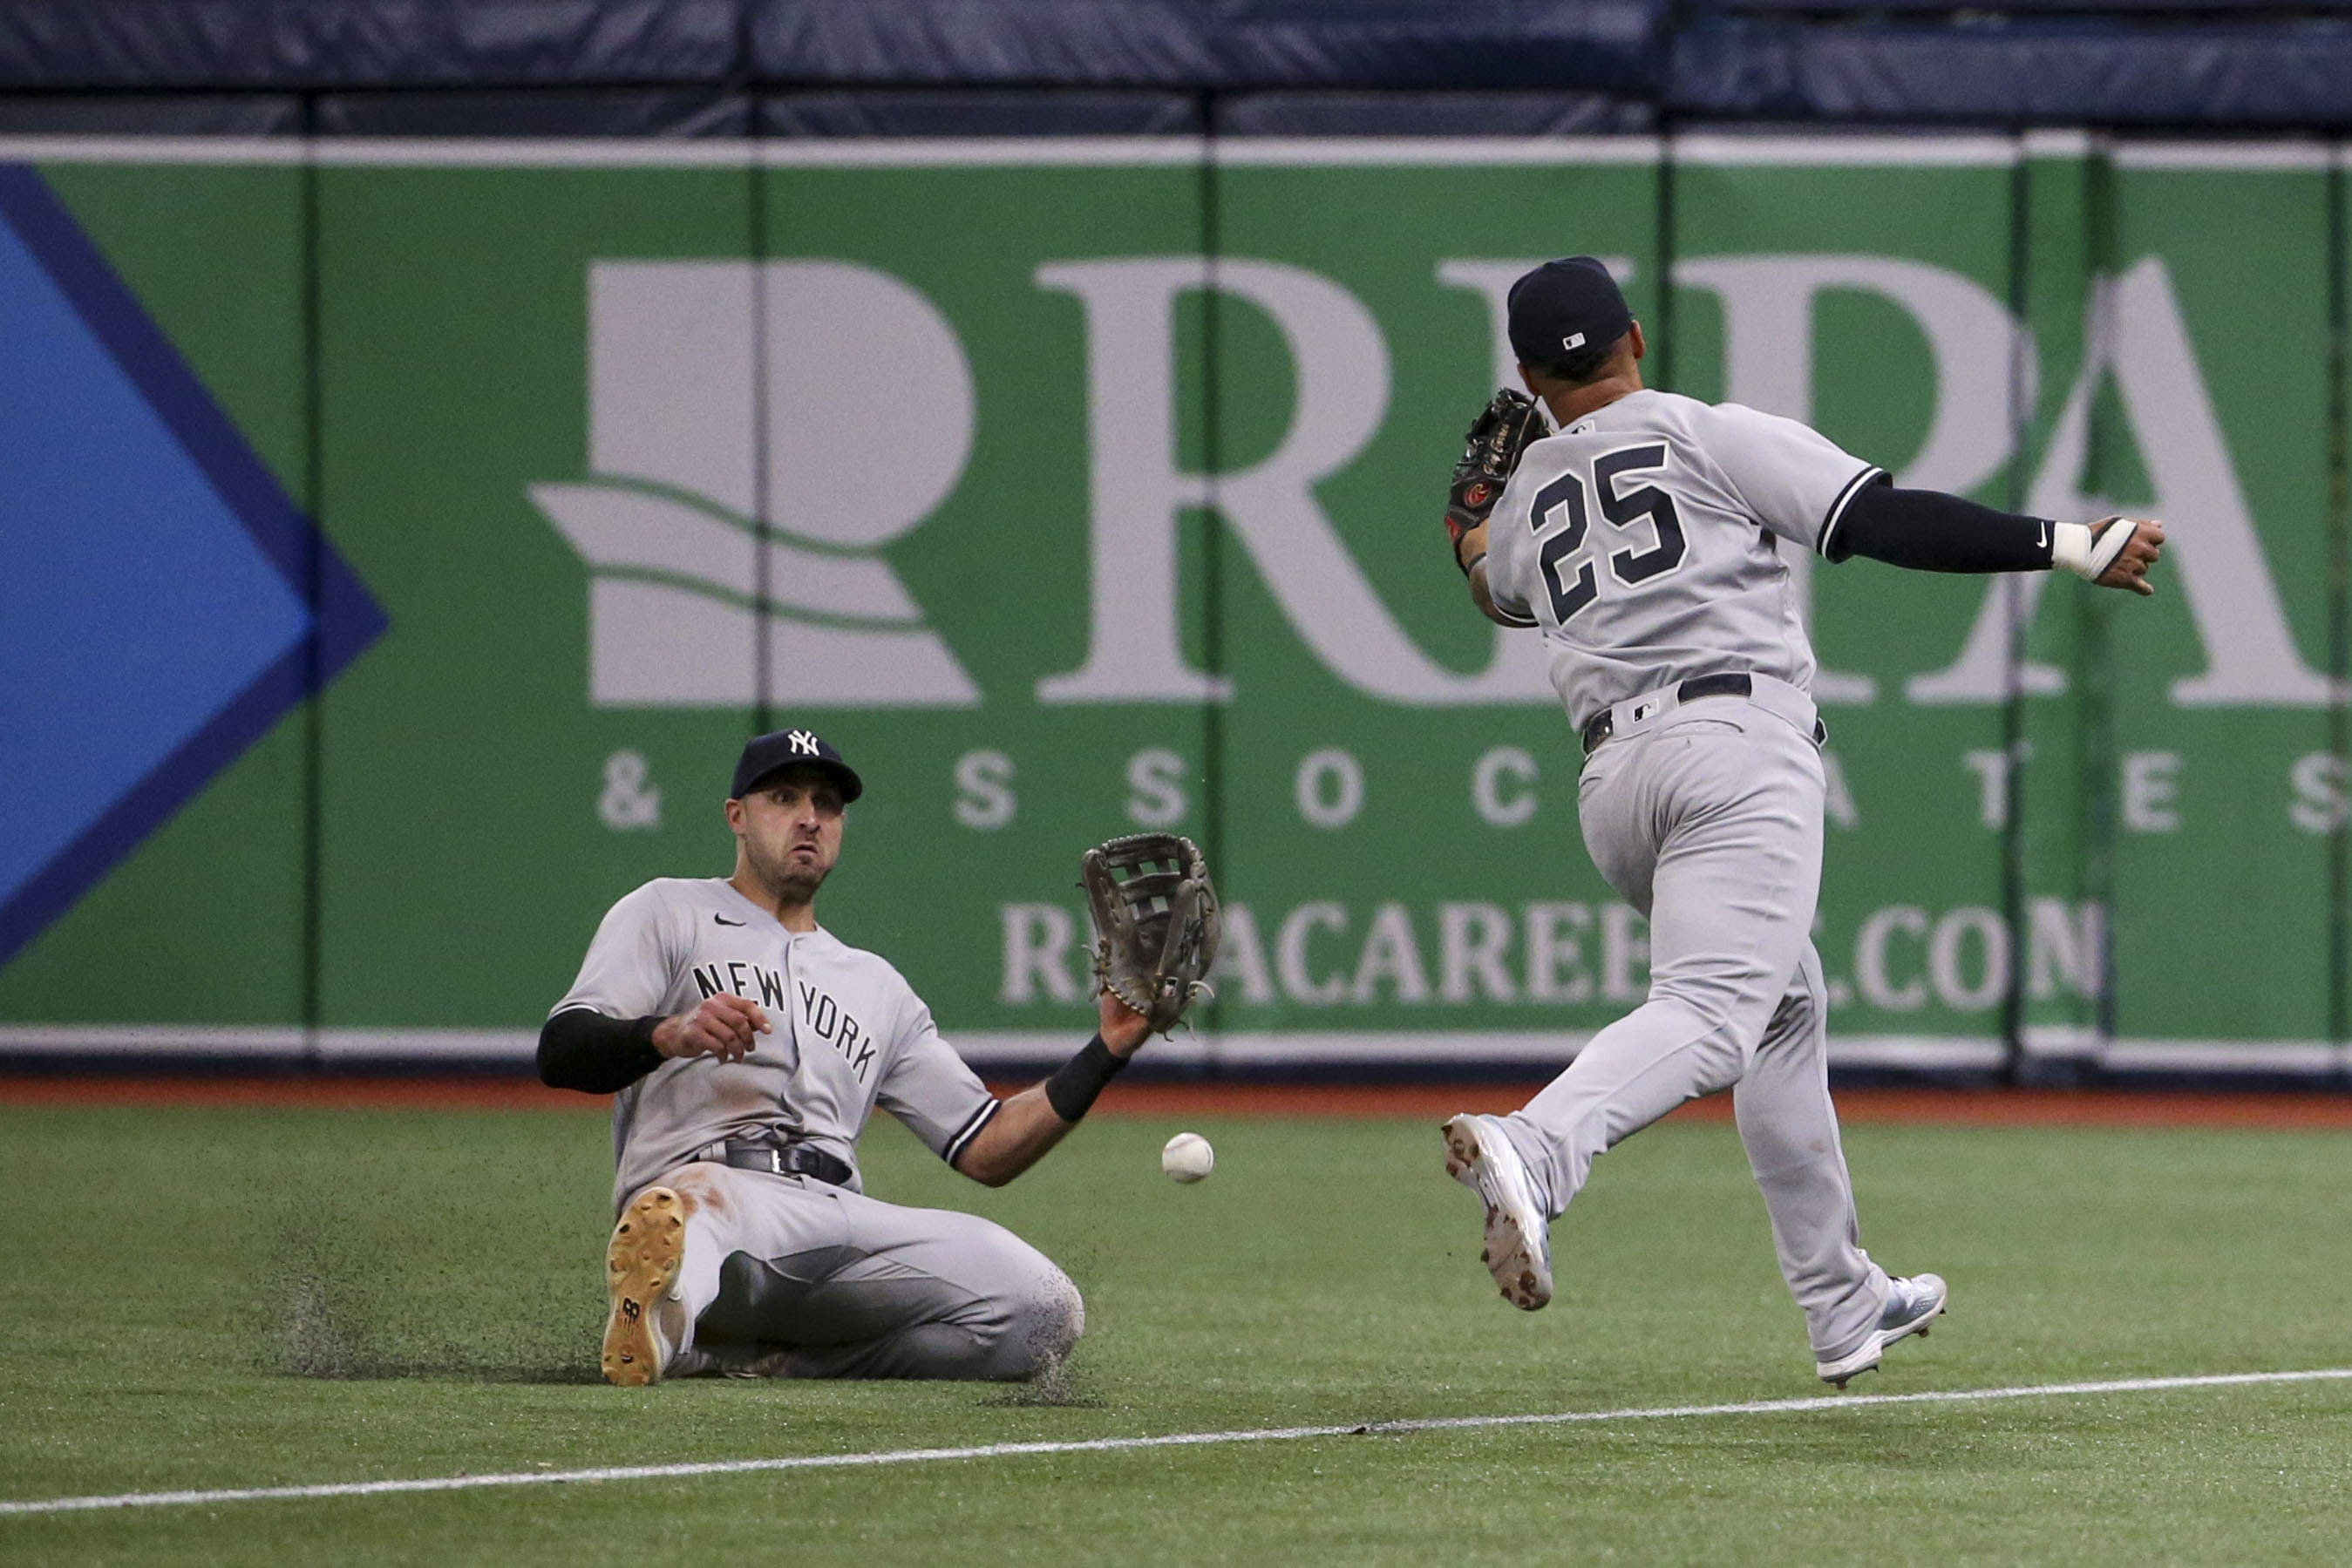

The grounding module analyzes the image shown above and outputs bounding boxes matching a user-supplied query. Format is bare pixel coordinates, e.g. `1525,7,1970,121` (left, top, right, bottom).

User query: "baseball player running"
1439,257,2163,1386
540,727,1151,1385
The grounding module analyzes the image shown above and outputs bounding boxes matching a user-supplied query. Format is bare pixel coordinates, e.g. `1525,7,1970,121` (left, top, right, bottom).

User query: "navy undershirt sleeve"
538,1008,665,1094
1827,479,2056,574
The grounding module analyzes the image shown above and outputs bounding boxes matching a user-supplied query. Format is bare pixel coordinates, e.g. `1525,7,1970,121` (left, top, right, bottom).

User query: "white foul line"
4,1368,2348,1519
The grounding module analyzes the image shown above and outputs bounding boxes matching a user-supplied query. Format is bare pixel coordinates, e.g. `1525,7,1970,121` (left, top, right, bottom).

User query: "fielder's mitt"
1080,833,1220,1035
1444,388,1550,574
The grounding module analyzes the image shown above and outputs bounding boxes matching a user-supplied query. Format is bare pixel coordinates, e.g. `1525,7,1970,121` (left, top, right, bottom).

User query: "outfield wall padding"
14,3,2352,125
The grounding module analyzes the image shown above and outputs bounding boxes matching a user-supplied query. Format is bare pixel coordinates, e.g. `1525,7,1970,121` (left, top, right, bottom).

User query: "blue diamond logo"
0,165,386,967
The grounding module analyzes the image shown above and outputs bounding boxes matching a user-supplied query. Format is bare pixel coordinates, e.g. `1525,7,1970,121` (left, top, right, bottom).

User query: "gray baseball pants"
648,1162,1084,1380
1498,682,1889,1361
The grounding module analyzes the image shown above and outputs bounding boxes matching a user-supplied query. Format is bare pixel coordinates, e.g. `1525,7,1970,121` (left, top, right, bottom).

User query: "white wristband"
2051,518,2133,581
2050,522,2092,575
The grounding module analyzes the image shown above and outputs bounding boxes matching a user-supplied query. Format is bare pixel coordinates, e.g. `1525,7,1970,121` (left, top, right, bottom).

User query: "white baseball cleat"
1816,1273,1948,1390
602,1185,687,1387
1441,1113,1554,1311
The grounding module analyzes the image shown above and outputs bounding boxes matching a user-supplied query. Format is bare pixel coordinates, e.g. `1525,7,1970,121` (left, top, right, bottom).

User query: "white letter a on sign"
1911,257,2331,707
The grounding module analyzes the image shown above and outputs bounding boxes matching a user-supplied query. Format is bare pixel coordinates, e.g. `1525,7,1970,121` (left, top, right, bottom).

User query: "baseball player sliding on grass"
540,729,1152,1385
1439,257,2163,1387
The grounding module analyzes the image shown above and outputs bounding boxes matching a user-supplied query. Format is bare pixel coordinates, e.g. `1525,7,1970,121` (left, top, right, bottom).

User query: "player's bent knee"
990,1266,1084,1381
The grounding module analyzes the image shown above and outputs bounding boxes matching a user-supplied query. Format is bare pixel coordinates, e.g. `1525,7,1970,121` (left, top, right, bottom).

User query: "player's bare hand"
2096,517,2164,596
1098,988,1150,1058
653,994,768,1062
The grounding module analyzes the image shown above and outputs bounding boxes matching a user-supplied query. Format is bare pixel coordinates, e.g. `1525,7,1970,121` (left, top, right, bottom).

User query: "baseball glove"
1444,388,1551,574
1080,832,1220,1035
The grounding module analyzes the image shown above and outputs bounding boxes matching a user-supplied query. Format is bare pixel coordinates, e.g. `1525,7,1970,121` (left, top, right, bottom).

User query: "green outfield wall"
3,134,2347,1076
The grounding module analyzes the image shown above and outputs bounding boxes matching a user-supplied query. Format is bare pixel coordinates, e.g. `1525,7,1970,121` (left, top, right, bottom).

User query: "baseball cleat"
1441,1113,1554,1311
602,1185,687,1387
1816,1273,1948,1390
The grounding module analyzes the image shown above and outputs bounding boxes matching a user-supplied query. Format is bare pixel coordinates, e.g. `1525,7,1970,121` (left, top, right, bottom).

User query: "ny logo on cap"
1562,332,1587,351
787,730,819,755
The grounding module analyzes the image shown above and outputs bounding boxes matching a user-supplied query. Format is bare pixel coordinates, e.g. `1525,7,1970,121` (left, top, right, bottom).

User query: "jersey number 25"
1529,443,1688,623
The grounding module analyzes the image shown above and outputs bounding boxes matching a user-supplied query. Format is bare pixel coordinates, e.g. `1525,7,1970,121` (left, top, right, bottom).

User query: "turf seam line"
6,1367,2348,1518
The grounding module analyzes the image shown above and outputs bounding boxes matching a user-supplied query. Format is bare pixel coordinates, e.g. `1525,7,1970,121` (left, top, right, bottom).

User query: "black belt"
722,1137,853,1188
1580,673,1825,755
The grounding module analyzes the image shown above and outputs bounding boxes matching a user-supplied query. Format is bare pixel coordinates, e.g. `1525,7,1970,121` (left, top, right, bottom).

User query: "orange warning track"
1,1076,2349,1128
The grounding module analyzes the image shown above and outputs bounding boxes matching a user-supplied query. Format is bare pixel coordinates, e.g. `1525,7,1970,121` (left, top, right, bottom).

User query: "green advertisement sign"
3,135,2344,1074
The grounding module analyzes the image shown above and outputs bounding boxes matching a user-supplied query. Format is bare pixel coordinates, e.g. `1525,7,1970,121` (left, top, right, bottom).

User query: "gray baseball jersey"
1482,388,1880,727
552,876,997,1211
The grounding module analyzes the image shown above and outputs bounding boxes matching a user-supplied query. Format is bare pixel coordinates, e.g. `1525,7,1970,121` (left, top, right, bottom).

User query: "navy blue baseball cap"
1507,257,1634,372
731,727,864,804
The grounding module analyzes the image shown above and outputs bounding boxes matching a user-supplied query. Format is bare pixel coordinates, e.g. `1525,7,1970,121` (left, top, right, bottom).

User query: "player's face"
728,768,846,903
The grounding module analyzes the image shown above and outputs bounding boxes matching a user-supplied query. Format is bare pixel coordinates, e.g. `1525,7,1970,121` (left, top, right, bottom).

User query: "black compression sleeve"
1827,479,2056,574
537,1008,665,1094
1043,1034,1129,1123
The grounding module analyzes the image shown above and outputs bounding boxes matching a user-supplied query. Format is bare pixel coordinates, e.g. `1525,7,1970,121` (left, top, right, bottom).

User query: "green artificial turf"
3,1100,2349,1564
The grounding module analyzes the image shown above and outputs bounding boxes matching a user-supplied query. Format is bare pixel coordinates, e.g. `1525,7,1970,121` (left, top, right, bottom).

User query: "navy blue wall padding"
1694,0,2352,11
0,93,301,134
316,89,751,138
5,0,2352,127
1673,17,2352,125
1213,91,1654,137
0,1,1668,92
751,1,1216,87
749,2,1665,91
761,90,1201,138
0,1,740,89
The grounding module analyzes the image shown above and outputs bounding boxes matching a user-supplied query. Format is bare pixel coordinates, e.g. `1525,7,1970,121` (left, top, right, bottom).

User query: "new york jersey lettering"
690,961,787,1008
799,980,879,1081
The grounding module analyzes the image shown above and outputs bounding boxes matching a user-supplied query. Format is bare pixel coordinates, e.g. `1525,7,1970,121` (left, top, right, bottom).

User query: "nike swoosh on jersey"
713,914,746,927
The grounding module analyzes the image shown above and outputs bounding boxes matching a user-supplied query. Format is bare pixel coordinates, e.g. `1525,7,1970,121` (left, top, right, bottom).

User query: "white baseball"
1160,1131,1214,1184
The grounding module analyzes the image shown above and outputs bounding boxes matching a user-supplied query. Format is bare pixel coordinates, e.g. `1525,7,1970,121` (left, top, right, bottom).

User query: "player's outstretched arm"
952,992,1151,1188
1829,482,2164,594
